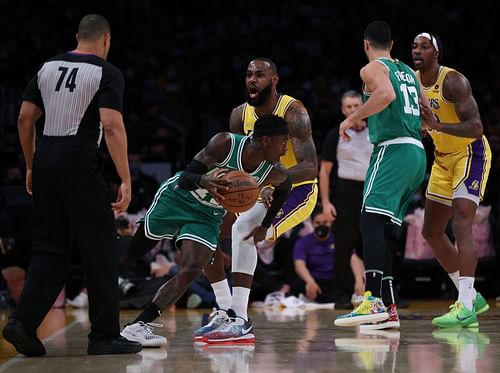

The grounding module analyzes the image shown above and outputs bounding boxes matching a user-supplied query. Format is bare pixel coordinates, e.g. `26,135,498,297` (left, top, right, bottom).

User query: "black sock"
131,302,162,324
360,211,388,298
382,276,396,305
365,270,383,298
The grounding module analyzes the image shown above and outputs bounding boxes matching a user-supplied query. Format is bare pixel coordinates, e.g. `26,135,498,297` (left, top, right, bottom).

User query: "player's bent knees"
421,224,441,243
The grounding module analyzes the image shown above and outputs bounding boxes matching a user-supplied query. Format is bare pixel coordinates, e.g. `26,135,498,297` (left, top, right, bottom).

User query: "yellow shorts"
426,136,491,206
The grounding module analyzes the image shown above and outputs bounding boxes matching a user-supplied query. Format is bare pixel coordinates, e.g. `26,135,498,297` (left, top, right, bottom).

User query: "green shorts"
143,175,225,251
363,141,426,225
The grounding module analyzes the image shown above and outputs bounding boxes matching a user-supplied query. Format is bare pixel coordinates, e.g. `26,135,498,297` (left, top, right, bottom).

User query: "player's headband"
253,125,289,137
415,32,439,52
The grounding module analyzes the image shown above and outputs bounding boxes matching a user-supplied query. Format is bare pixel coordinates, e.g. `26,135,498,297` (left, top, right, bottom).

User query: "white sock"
211,279,232,310
230,287,251,321
449,271,477,299
458,277,475,310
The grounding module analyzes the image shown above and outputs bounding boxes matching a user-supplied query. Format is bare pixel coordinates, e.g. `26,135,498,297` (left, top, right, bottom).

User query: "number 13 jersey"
363,58,423,145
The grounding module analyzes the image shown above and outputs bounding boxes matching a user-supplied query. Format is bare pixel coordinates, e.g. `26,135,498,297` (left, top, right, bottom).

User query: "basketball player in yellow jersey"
413,33,491,328
197,58,318,343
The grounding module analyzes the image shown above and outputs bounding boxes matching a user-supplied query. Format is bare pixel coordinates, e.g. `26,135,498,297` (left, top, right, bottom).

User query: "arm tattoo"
285,103,318,182
262,165,287,186
229,105,245,134
437,72,483,138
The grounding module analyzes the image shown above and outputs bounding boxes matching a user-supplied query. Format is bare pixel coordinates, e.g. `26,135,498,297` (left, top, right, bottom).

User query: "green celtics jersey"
363,58,422,145
185,133,274,209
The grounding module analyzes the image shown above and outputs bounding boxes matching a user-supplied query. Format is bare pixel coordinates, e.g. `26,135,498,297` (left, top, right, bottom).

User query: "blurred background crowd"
1,0,499,309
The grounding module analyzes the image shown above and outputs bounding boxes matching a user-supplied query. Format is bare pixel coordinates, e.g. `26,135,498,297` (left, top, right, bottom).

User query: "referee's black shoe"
2,317,46,357
87,336,142,355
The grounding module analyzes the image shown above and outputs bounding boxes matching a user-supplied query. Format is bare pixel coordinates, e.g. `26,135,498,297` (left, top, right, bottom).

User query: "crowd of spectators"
1,1,499,306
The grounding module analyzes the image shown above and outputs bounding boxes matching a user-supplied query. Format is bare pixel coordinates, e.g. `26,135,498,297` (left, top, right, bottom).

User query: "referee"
2,14,141,356
319,90,373,308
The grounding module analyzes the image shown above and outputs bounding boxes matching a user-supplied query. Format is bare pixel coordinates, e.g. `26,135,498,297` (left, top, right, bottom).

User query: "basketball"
219,170,259,213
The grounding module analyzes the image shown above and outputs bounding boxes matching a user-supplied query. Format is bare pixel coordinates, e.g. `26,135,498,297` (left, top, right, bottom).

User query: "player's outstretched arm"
244,167,292,243
339,62,395,141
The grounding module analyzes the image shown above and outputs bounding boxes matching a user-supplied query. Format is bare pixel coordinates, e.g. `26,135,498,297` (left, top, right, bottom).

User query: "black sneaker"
2,317,46,357
87,336,143,355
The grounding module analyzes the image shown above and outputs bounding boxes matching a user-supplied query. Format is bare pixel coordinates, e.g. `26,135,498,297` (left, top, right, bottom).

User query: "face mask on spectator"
314,225,330,240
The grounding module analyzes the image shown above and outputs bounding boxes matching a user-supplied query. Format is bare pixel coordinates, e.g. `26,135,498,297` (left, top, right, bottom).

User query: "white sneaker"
193,309,228,341
121,322,167,347
66,292,88,308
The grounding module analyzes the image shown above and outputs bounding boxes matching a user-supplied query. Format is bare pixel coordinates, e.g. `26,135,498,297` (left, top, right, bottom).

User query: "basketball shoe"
335,291,388,327
193,308,228,341
203,309,255,343
121,322,167,347
432,301,478,328
473,292,489,315
360,304,400,330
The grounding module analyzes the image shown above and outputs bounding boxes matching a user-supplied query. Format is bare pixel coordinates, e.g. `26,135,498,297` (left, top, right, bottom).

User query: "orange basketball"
219,170,259,213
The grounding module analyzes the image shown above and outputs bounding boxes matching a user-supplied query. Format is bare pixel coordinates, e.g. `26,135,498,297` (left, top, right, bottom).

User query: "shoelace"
447,301,461,313
138,322,164,339
352,297,374,315
205,311,226,327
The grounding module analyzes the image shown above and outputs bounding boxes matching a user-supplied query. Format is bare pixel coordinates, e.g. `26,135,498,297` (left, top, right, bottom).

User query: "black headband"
252,114,289,137
253,125,289,137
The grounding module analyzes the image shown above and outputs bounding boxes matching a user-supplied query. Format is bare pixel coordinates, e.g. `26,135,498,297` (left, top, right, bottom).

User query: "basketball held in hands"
219,170,259,213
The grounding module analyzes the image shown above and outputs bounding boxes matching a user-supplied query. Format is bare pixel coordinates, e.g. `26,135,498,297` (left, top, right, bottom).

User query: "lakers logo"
429,98,440,110
470,180,480,191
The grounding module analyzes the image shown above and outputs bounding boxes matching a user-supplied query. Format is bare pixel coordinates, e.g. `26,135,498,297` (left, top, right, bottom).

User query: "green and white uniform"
143,134,273,250
362,58,426,225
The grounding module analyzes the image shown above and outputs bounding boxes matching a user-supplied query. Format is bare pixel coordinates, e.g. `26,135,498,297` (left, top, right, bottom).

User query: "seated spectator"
292,207,365,306
292,208,335,303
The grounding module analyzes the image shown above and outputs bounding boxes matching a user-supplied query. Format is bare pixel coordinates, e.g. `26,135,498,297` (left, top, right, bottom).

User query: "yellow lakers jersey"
418,66,476,154
241,94,316,187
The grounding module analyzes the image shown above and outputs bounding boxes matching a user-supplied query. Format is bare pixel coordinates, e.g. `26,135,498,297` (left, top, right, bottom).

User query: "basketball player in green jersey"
197,58,319,343
335,21,429,330
119,114,292,346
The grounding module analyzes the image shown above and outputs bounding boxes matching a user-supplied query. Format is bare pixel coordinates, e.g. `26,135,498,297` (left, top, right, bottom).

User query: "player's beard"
246,82,273,107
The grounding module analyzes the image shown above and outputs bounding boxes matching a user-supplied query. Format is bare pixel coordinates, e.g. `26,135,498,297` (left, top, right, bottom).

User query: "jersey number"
400,84,419,116
55,67,79,92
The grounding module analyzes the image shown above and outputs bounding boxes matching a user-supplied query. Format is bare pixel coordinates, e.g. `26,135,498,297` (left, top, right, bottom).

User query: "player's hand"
322,201,337,222
419,101,438,130
198,168,230,201
306,280,321,300
260,186,274,208
354,280,365,296
339,117,354,141
25,169,33,196
244,225,269,245
112,181,131,214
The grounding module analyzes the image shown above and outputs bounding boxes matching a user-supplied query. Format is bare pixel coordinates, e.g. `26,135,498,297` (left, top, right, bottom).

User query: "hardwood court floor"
1,300,499,372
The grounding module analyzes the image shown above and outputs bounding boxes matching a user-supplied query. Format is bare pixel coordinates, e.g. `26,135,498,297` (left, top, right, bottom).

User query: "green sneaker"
432,301,478,328
473,292,489,315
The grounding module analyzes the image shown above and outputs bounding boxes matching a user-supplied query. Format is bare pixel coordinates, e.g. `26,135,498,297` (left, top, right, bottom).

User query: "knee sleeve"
231,203,267,275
